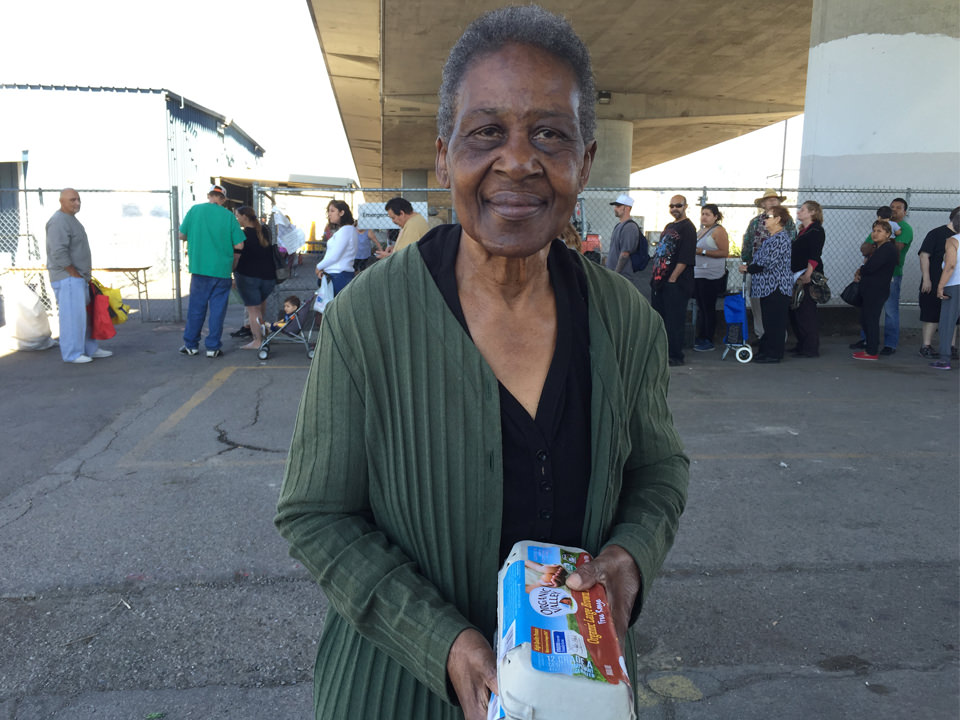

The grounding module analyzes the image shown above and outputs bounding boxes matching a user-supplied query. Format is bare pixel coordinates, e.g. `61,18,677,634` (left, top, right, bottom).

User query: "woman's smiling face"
435,43,596,258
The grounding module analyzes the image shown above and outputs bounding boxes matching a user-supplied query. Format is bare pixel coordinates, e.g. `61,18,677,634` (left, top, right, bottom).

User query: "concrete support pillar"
799,0,960,188
400,169,429,202
583,120,634,256
586,119,633,189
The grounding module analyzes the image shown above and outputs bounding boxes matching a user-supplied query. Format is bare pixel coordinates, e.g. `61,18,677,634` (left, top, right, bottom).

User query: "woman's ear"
435,137,450,189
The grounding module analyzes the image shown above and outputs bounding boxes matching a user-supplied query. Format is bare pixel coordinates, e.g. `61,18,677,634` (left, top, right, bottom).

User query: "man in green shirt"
178,185,244,357
882,197,913,354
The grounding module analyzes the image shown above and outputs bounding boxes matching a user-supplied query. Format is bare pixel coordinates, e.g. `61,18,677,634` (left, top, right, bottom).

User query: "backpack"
626,220,650,271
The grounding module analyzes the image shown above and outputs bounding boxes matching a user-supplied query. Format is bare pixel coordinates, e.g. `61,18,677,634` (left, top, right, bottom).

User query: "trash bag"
7,280,56,351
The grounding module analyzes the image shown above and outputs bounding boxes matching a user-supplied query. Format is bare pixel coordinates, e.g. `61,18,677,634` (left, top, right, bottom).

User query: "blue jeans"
183,274,232,351
52,276,99,362
859,274,902,349
883,275,902,348
326,271,354,296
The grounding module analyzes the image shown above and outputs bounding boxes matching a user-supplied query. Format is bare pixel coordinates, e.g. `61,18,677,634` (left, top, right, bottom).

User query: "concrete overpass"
305,0,959,193
306,0,812,190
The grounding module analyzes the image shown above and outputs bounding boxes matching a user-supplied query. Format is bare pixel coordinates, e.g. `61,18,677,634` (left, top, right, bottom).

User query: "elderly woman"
274,6,689,720
853,219,899,360
789,200,826,357
741,205,794,363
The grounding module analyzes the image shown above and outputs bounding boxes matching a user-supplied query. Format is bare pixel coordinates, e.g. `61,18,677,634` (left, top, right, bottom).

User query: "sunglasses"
669,203,685,209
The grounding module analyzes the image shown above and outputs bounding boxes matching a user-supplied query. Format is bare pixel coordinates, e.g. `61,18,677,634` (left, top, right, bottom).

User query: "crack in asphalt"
213,423,284,455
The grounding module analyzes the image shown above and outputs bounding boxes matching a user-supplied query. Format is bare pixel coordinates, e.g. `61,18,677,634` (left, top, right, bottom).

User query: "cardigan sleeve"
598,289,689,624
275,304,473,703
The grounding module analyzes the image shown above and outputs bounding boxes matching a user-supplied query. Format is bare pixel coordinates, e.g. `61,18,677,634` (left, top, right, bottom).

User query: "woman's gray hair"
437,5,596,144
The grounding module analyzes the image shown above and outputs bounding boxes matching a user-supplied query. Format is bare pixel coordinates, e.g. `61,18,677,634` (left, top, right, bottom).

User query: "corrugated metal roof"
0,84,264,153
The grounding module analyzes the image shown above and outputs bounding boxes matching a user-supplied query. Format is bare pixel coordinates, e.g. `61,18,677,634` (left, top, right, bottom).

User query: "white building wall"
800,32,960,189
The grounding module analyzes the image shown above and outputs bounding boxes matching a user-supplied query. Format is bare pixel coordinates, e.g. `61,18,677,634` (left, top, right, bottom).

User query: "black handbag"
272,245,289,284
840,280,862,307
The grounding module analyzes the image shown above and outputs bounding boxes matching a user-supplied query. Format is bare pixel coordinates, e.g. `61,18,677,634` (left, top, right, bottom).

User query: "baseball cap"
609,193,634,207
208,184,226,196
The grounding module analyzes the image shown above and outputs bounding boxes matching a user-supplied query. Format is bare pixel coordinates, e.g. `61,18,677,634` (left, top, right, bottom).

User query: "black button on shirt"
419,230,592,565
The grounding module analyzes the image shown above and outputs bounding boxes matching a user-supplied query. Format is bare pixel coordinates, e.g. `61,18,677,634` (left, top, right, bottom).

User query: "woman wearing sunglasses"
740,206,794,363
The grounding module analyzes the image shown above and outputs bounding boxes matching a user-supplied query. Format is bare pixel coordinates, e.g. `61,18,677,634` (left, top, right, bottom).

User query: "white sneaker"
69,355,93,364
91,349,114,359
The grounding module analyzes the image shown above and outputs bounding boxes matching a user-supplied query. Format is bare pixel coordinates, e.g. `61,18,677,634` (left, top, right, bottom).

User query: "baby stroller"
257,295,318,361
721,280,753,364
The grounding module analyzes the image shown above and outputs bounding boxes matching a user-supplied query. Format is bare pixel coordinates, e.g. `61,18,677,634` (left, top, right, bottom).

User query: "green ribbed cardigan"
275,232,689,719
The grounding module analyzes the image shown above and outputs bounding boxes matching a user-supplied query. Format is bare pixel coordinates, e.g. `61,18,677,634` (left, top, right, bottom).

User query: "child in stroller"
257,294,317,361
269,296,301,332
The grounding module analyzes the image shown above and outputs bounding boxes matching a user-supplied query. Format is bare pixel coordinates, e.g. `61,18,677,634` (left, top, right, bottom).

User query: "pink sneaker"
852,351,878,361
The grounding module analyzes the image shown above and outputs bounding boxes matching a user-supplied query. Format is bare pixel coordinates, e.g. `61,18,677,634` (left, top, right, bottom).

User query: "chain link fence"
0,188,176,317
5,184,954,324
272,185,956,309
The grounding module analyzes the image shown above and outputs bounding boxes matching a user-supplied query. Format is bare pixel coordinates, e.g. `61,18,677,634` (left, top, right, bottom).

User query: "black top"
651,217,697,293
418,228,592,565
859,241,898,298
918,225,954,286
235,227,276,280
792,222,826,274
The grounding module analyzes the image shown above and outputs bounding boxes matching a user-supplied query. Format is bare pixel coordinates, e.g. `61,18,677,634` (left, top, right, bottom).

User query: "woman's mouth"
486,192,545,220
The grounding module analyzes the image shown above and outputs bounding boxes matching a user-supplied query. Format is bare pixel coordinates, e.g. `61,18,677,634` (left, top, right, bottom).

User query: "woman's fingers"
447,629,498,720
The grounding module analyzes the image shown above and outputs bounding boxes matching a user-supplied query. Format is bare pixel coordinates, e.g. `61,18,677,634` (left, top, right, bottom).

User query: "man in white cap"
178,184,245,357
605,193,649,299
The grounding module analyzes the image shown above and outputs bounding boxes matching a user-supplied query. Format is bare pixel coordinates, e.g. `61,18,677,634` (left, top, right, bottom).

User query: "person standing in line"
881,197,913,354
789,200,826,358
605,193,649,299
692,203,729,352
45,188,113,364
917,208,958,359
740,205,794,364
741,189,797,344
852,220,899,361
316,200,358,296
650,195,697,366
376,197,430,258
178,185,245,358
233,206,277,350
930,225,960,370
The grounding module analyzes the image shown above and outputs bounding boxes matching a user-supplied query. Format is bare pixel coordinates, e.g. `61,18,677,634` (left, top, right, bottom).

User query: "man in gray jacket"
46,188,112,364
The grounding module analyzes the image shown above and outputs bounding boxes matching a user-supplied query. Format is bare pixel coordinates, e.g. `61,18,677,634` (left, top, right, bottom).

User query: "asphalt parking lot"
0,288,957,720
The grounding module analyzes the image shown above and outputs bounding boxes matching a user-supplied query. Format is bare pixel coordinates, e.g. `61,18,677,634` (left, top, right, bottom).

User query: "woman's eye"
534,127,565,141
473,126,502,138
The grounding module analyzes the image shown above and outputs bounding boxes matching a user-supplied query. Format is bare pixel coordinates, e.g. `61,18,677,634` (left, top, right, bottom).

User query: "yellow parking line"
121,367,238,464
119,364,306,467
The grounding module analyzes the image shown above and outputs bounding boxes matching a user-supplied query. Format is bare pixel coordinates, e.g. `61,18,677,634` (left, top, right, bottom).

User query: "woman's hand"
316,267,324,279
854,269,861,282
937,285,950,300
565,545,641,645
447,629,498,720
738,263,747,275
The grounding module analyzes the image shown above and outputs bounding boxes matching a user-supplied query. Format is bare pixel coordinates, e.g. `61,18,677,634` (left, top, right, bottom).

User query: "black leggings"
759,291,789,360
694,275,726,343
860,289,888,355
